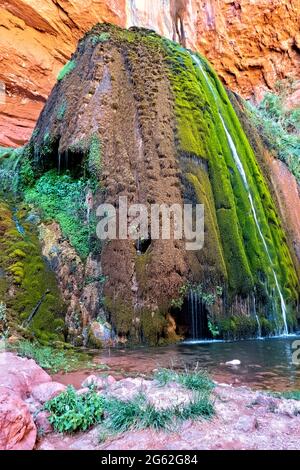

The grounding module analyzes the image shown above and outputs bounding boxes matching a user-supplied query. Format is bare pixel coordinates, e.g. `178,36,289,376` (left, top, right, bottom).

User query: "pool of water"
88,336,300,391
53,336,300,391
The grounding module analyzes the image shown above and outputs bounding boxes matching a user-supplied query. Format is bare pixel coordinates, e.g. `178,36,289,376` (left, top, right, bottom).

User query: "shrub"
247,87,300,183
44,386,104,433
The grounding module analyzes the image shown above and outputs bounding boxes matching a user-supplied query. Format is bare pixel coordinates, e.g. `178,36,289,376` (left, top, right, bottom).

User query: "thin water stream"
192,54,289,336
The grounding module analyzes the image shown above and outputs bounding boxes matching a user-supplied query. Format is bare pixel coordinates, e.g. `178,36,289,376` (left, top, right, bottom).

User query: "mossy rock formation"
3,24,299,344
0,200,66,342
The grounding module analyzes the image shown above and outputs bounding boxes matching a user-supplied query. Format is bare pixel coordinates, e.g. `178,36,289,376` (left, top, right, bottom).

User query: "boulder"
31,382,66,404
35,411,53,435
81,374,116,390
0,390,37,450
235,415,259,433
225,360,241,366
0,352,52,399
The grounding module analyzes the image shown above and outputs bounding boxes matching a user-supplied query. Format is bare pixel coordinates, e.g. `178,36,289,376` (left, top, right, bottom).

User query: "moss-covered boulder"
2,24,299,344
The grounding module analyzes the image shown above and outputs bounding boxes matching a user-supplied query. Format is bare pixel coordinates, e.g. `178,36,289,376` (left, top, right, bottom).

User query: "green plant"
102,391,214,435
13,341,76,372
247,87,300,183
171,283,189,309
191,284,223,307
208,320,220,338
153,367,214,392
44,385,104,433
57,60,77,81
24,170,99,259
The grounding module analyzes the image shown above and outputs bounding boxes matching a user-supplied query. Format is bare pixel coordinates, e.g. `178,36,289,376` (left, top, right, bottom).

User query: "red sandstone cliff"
0,0,299,147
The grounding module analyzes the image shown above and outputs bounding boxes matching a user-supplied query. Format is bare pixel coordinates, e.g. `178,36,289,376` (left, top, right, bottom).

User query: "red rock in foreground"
0,390,37,451
0,352,52,399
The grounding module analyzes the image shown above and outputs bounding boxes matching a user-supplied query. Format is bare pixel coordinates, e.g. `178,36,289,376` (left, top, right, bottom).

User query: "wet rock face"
1,0,299,146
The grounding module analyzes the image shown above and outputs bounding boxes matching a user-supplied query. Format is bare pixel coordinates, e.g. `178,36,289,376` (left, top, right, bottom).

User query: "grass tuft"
154,367,214,392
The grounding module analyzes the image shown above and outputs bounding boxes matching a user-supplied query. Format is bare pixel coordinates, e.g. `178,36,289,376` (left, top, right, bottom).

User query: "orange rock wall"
0,0,299,147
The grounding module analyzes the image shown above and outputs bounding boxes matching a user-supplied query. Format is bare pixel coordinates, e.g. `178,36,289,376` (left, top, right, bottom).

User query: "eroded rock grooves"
19,24,299,345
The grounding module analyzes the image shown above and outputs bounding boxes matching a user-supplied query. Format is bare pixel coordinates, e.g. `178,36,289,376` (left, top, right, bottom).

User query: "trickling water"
58,153,61,174
192,53,289,336
253,296,262,338
220,116,289,336
189,289,208,340
12,209,25,236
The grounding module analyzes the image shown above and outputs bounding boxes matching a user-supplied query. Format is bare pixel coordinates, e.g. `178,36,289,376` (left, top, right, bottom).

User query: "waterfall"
189,289,207,340
220,116,289,336
253,296,262,338
58,152,61,174
192,53,289,336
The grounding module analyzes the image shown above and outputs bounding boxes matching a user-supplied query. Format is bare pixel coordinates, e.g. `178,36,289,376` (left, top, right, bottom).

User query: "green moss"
56,101,67,121
104,297,134,337
57,60,77,81
90,32,111,46
140,308,167,346
162,38,298,322
0,202,65,341
24,170,99,259
218,315,258,340
88,134,102,182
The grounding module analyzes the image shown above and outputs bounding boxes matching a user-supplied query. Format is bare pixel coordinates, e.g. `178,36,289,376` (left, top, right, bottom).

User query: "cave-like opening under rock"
172,293,211,341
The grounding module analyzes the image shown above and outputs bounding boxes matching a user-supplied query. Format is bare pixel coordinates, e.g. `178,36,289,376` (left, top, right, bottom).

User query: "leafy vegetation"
44,385,104,432
164,37,298,324
9,339,109,373
44,367,214,436
247,83,300,183
57,60,77,81
24,170,99,259
12,341,81,373
0,202,65,341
